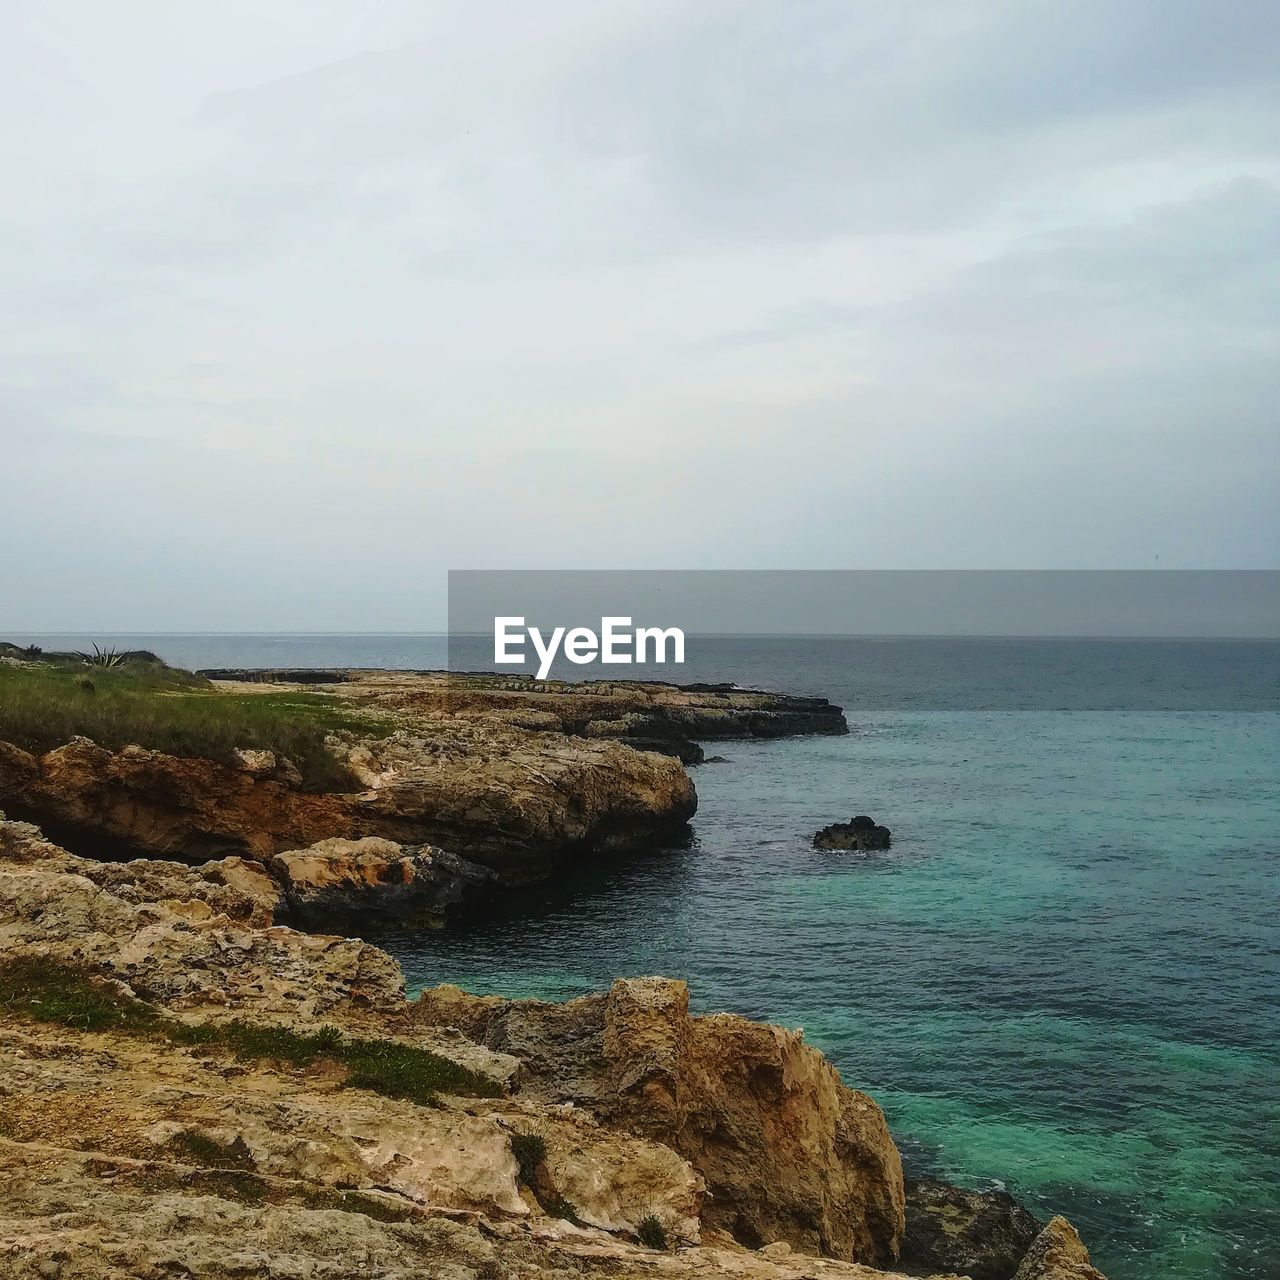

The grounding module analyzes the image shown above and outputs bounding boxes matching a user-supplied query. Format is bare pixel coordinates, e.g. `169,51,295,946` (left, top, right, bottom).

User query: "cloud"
1,0,1276,627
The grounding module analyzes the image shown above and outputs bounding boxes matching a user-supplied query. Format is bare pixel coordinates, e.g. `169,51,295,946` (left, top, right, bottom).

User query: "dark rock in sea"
901,1176,1042,1280
813,815,891,851
702,755,729,764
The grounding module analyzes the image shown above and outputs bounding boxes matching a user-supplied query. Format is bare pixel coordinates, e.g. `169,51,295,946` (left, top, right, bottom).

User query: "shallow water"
13,633,1279,1278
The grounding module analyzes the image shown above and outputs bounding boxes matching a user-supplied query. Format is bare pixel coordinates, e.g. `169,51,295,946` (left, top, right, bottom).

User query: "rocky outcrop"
413,976,906,1265
269,836,495,926
0,723,696,883
902,1177,1043,1280
814,816,892,851
1014,1217,1108,1280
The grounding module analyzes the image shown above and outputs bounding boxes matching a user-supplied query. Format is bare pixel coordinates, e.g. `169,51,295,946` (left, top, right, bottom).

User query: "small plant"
168,1129,256,1171
637,1214,668,1251
509,1131,547,1185
74,643,129,669
73,674,95,693
541,1194,582,1225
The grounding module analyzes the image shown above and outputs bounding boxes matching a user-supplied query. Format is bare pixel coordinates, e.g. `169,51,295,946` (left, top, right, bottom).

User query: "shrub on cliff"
637,1214,668,1250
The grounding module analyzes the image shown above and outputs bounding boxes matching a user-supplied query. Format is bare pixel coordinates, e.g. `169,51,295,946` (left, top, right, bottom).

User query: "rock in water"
1013,1216,1108,1280
902,1177,1043,1280
813,815,891,851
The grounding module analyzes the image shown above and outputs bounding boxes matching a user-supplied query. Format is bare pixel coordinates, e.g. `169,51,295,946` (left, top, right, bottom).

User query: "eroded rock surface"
0,722,696,884
206,669,851,745
413,976,906,1265
270,835,495,925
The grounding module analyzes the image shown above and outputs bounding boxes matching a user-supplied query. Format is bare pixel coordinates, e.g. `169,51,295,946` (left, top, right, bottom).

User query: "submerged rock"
902,1177,1042,1280
813,815,891,851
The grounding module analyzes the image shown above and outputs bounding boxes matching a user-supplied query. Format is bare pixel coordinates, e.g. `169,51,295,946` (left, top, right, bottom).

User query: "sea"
9,632,1279,1280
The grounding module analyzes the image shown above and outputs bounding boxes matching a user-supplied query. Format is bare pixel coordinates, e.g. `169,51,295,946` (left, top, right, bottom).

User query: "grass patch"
0,654,387,791
636,1214,668,1250
541,1194,582,1225
309,1189,419,1223
0,956,501,1105
510,1131,548,1184
0,955,162,1033
168,1129,257,1171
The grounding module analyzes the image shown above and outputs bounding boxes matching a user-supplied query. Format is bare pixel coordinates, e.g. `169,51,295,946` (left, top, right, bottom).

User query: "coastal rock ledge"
0,813,1107,1280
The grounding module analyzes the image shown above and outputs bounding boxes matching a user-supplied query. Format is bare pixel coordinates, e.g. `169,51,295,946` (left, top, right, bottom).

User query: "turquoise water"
380,709,1278,1280
11,634,1279,1278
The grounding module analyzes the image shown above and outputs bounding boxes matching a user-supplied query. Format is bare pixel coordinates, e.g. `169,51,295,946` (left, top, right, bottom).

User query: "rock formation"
0,724,696,883
1013,1216,1108,1280
813,815,892,851
902,1177,1043,1280
0,664,851,892
269,836,496,926
202,669,852,745
413,976,906,1263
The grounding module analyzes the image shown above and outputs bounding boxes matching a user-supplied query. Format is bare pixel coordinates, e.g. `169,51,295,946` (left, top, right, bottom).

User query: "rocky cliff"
0,719,696,883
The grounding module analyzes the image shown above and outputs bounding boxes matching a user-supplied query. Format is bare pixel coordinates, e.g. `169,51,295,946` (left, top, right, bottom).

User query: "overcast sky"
3,1,1277,629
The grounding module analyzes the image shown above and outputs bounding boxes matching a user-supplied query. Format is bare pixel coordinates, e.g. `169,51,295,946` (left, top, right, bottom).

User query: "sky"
2,0,1278,629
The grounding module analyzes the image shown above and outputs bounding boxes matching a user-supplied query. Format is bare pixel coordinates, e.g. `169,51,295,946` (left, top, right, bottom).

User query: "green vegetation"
636,1214,668,1251
73,643,131,669
509,1131,548,1184
0,954,160,1034
0,956,501,1105
168,1129,257,1171
0,649,388,791
119,1160,421,1219
541,1194,582,1225
318,1189,419,1223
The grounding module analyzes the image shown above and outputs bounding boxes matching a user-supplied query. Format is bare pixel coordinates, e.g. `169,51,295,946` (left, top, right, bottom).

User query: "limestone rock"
270,835,495,924
0,721,696,884
1013,1216,1107,1280
0,816,1106,1280
414,975,907,1265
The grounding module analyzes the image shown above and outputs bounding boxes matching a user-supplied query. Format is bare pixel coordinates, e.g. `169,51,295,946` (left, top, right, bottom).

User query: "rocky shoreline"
0,669,849,915
0,815,1104,1280
0,657,1108,1278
